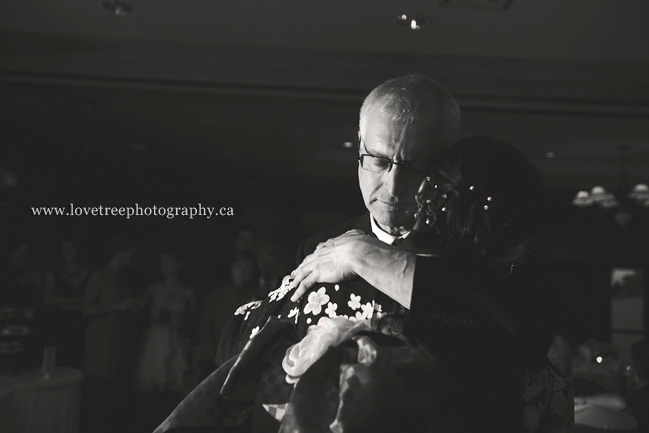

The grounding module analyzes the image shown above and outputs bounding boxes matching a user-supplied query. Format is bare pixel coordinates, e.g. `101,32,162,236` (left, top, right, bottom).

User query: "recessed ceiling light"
545,152,555,159
342,141,354,149
396,13,429,31
102,0,133,16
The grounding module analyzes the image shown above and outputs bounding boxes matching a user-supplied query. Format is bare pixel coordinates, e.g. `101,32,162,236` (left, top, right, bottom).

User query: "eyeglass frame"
357,135,434,178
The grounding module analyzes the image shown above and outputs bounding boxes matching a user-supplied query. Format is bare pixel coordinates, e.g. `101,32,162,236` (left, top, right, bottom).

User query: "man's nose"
382,164,408,197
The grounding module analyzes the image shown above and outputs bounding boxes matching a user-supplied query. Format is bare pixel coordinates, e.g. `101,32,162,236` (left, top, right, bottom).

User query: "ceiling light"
545,152,555,159
102,0,133,16
396,13,429,31
572,145,649,227
342,141,354,149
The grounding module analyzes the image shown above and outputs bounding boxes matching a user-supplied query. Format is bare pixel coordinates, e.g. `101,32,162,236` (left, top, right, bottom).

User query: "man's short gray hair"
359,75,461,146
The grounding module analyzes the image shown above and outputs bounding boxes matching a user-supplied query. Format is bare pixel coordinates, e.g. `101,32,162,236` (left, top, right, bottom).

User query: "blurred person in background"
257,246,284,296
81,235,139,433
209,225,259,290
132,249,196,432
198,250,262,379
548,334,573,376
0,239,44,368
43,237,89,369
0,240,42,308
623,339,649,431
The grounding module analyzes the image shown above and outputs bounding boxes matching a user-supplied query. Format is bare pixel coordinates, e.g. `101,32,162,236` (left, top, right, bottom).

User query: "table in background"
574,393,637,432
0,367,83,433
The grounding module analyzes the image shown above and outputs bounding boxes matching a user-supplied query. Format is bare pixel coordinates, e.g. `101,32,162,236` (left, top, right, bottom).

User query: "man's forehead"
363,115,441,153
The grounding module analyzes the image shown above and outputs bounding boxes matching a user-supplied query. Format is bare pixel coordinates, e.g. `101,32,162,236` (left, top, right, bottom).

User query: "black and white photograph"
1,1,648,432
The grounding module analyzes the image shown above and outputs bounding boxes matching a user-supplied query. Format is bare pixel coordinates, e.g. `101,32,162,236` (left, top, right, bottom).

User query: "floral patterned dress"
215,275,408,366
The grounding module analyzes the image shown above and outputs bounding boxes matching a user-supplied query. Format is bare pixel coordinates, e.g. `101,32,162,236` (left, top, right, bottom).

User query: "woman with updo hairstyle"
404,136,568,433
416,135,547,273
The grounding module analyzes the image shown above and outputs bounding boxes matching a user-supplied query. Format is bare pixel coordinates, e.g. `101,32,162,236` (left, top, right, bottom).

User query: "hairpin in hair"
414,201,425,221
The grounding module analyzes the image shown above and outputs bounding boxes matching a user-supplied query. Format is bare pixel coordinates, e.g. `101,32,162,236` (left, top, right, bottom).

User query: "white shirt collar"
370,215,411,245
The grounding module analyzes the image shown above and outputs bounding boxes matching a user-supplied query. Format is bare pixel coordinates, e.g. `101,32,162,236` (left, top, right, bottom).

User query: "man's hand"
289,230,371,302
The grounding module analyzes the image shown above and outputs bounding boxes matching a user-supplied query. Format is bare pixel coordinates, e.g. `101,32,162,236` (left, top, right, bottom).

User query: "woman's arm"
289,230,418,309
289,231,515,335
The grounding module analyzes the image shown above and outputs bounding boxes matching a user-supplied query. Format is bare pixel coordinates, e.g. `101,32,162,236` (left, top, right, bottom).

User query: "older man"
295,74,459,257
289,75,458,309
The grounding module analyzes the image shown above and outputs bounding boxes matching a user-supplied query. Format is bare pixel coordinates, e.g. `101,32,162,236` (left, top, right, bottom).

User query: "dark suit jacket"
295,213,372,266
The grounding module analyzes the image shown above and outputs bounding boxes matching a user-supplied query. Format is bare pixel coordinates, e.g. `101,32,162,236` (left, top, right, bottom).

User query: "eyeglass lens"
359,155,431,177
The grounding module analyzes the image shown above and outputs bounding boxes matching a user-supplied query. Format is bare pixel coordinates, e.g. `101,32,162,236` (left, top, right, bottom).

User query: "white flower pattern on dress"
348,294,361,310
361,302,374,318
250,326,260,338
268,277,293,302
234,300,263,316
288,307,300,324
325,302,338,318
303,287,330,315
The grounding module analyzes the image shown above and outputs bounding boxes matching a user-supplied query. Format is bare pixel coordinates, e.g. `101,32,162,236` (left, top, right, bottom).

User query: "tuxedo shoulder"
305,216,363,243
297,214,370,262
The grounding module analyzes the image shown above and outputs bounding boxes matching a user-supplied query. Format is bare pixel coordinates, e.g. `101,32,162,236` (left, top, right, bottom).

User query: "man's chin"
372,212,415,234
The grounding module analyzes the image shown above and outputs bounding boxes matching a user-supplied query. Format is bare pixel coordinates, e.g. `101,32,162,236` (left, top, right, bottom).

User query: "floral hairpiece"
435,184,494,211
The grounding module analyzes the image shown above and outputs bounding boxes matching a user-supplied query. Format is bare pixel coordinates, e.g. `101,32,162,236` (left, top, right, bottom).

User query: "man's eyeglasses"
358,138,433,179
